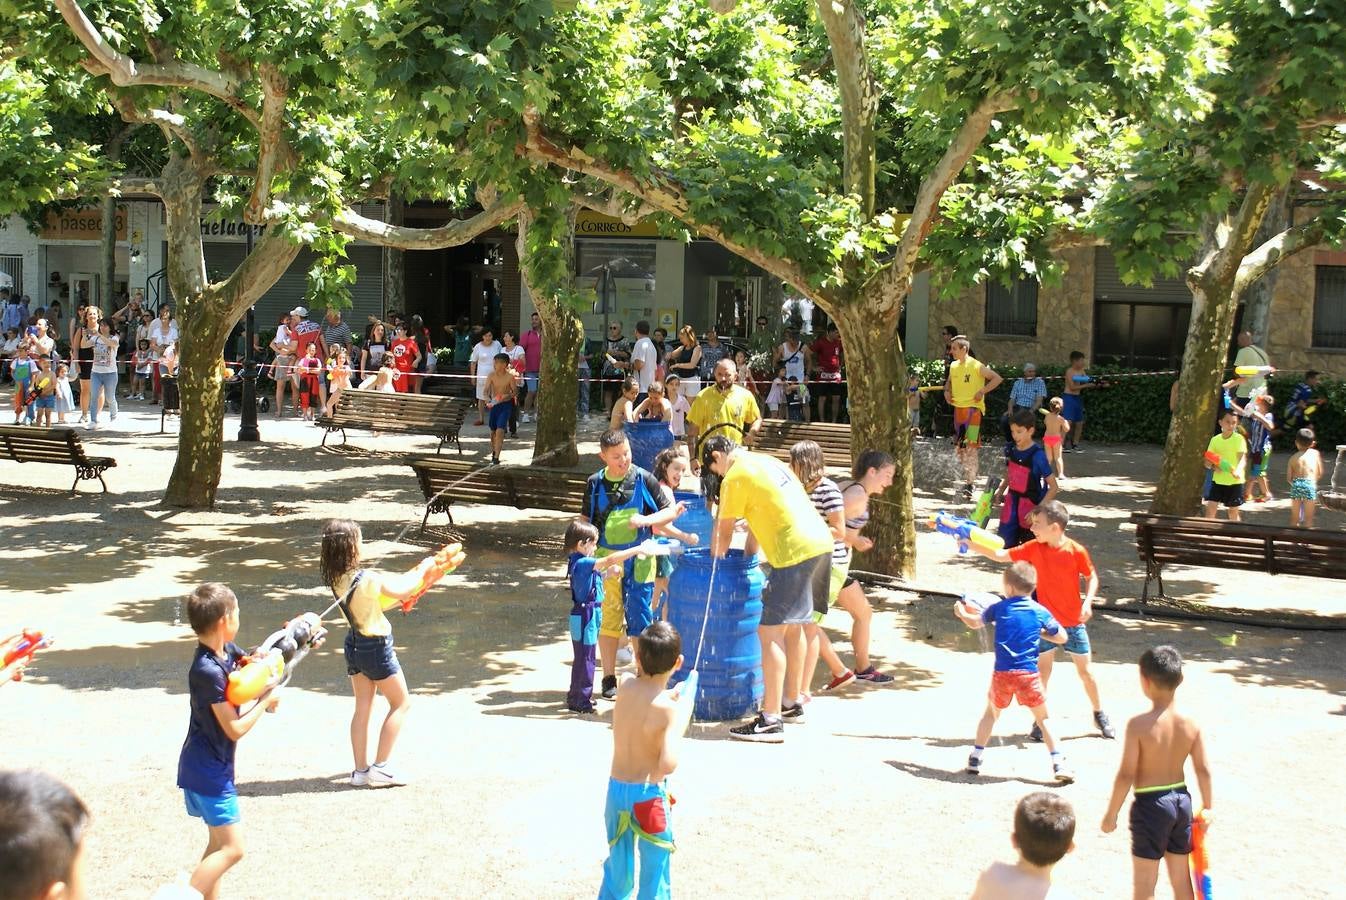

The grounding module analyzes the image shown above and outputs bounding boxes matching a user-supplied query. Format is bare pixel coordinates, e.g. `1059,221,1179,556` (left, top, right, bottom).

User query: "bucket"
667,549,764,721
672,490,714,548
626,419,675,474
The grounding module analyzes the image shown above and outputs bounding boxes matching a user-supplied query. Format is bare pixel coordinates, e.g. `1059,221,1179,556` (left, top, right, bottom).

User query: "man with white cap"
289,306,328,410
1003,362,1048,442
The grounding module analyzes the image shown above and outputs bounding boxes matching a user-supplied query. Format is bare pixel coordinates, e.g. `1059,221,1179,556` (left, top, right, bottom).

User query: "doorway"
709,276,759,339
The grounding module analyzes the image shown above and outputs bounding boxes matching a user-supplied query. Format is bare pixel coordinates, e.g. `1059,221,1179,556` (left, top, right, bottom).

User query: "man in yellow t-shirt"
703,435,832,744
1203,408,1247,521
943,337,1003,499
686,358,762,470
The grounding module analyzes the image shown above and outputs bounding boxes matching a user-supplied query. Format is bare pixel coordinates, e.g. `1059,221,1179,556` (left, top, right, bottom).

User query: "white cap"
290,306,308,317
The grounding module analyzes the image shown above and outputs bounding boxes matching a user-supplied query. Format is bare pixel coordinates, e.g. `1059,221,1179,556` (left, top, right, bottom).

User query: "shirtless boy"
1101,645,1212,900
484,352,517,466
600,621,695,900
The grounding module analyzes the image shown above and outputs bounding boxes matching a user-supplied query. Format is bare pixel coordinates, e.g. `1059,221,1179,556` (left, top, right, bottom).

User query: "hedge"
905,357,1346,450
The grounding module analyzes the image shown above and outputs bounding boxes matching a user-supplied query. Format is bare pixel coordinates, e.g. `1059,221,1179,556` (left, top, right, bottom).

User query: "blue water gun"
929,511,1005,554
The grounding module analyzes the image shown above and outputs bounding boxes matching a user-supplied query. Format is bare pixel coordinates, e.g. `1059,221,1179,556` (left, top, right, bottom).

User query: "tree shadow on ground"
886,759,1062,789
237,774,358,797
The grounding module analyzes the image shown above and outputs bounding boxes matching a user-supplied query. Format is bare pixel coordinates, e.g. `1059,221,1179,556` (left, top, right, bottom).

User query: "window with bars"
0,255,21,296
1313,265,1346,349
985,277,1038,337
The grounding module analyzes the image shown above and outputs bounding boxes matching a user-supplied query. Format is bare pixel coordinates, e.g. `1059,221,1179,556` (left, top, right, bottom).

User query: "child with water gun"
176,583,282,900
320,518,465,787
1,629,50,684
1203,409,1247,521
1101,646,1213,900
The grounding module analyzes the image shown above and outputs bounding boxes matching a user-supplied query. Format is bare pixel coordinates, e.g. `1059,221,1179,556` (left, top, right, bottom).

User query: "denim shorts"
184,788,240,827
1039,624,1091,656
34,395,54,410
524,372,539,392
344,631,401,681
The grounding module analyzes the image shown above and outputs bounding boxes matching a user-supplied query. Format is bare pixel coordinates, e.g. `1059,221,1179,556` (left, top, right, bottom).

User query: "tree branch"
330,198,525,250
245,63,289,224
815,0,879,216
53,0,259,127
570,187,655,225
1234,214,1331,294
875,91,1019,297
109,93,202,158
210,226,302,319
521,113,825,303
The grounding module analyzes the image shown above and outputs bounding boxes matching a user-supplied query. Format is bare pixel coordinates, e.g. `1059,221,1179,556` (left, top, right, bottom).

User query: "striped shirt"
808,477,849,564
321,320,353,351
1009,377,1047,410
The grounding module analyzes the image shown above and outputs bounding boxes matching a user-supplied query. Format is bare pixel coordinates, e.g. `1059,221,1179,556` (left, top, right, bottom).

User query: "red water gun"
2,630,52,681
1190,809,1212,899
1202,450,1234,475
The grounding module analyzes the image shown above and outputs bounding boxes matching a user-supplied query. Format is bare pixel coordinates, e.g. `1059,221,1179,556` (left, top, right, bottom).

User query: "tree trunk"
1242,185,1291,343
383,194,405,318
99,194,117,308
1150,279,1239,516
833,298,915,577
518,206,582,467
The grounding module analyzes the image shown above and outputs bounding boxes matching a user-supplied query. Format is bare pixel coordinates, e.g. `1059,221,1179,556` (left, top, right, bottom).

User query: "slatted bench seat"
753,420,852,470
0,425,117,493
317,390,470,453
408,456,590,530
1130,512,1346,601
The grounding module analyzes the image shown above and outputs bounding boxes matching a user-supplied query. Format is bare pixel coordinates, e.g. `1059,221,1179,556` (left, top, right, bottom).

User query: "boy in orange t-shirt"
964,499,1115,742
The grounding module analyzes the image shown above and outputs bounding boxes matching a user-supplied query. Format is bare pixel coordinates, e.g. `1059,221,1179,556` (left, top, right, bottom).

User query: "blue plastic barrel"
667,549,764,721
626,420,675,474
673,490,714,548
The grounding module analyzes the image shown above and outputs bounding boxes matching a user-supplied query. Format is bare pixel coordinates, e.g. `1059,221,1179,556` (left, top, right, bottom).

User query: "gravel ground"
2,405,1344,898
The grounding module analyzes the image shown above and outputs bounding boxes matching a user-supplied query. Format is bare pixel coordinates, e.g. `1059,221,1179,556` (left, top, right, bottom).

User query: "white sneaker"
86,421,99,431
616,645,634,666
350,767,370,787
366,763,405,787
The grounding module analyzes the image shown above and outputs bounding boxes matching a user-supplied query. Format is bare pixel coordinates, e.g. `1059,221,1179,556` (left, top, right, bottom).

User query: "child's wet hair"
1296,427,1315,449
789,440,826,489
1139,645,1184,690
1014,792,1075,866
0,770,89,899
1009,408,1037,430
1030,500,1070,529
652,447,683,484
1049,397,1063,412
320,519,362,591
1003,561,1038,596
599,429,629,451
853,449,895,482
622,376,639,394
187,582,238,635
637,621,681,676
563,518,599,552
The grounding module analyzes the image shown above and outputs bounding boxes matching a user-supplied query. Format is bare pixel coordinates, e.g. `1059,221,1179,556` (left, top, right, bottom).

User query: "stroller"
223,359,273,414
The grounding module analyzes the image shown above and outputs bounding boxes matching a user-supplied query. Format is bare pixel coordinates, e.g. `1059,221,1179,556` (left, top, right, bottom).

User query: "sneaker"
615,645,634,667
820,669,855,692
86,421,99,431
961,483,974,501
350,767,370,787
1029,722,1043,743
854,666,895,685
366,763,405,787
601,675,618,700
1053,760,1075,784
780,702,805,723
1094,710,1116,739
728,713,784,743
966,754,982,776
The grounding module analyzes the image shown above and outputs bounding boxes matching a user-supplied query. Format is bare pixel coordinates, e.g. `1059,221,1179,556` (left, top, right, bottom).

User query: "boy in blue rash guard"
600,622,695,900
583,430,684,701
177,583,280,900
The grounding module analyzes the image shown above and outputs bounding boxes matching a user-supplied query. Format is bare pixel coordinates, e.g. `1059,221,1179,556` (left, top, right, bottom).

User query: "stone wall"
1264,248,1346,376
924,247,1096,368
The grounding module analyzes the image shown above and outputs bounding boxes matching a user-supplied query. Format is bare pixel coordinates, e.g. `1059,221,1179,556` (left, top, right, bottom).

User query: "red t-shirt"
1006,538,1094,627
812,337,842,374
293,319,323,357
391,338,418,373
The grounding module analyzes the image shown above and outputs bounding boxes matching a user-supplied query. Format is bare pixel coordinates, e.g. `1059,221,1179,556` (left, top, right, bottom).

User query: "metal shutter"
1095,247,1191,304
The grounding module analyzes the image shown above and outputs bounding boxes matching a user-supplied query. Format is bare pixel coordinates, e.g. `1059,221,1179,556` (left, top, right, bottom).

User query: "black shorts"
1204,481,1244,508
761,553,830,626
814,377,842,398
1129,787,1192,860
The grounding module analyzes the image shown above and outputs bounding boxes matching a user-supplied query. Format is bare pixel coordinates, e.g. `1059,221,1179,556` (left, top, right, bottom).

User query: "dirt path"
2,408,1344,898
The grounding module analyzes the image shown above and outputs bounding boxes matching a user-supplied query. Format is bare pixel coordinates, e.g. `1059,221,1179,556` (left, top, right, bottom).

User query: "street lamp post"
237,227,260,441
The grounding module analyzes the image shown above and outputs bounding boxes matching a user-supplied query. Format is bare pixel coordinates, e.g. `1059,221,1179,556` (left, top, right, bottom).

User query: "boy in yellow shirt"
1203,410,1247,521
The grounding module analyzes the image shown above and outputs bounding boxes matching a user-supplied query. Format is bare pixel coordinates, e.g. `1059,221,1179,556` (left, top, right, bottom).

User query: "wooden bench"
0,425,117,493
408,455,590,530
753,420,852,470
1131,512,1346,601
317,391,470,453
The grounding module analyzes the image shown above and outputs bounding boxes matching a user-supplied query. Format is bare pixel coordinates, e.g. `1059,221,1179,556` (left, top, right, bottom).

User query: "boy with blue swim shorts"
177,583,281,899
601,622,695,900
485,352,517,466
583,430,680,701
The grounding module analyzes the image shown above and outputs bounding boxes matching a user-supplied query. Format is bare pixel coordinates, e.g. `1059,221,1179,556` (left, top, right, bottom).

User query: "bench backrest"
334,391,468,427
0,425,89,465
410,457,590,512
1131,512,1346,580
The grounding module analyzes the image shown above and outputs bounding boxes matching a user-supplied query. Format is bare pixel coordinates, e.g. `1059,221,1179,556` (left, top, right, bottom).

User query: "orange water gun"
1202,450,1234,475
2,630,52,681
1190,809,1212,899
393,543,467,613
225,613,326,707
